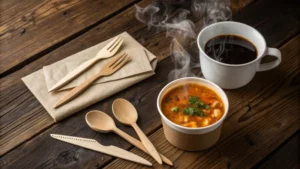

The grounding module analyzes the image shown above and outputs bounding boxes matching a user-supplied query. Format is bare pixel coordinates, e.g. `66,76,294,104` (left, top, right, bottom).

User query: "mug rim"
156,77,229,133
197,21,267,67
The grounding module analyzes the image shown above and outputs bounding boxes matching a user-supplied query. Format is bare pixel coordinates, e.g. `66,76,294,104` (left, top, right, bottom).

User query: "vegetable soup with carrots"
161,83,224,128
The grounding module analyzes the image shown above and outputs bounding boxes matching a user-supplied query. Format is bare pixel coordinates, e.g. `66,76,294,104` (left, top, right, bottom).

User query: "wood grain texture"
0,0,136,75
0,57,172,168
255,131,300,169
0,0,258,156
1,31,299,169
104,34,300,169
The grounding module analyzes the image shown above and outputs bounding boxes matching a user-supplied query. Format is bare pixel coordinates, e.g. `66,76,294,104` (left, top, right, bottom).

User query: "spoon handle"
131,123,163,164
114,128,173,166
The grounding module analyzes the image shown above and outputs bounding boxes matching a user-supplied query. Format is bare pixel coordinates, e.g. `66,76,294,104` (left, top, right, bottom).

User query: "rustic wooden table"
1,0,299,168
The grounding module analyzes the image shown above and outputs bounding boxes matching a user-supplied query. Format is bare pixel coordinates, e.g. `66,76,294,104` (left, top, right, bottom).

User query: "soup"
161,83,224,128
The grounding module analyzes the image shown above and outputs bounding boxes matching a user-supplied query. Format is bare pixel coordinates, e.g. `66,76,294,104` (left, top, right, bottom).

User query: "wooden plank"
0,0,137,75
255,131,300,169
0,56,172,168
104,34,300,169
0,0,257,156
1,26,299,169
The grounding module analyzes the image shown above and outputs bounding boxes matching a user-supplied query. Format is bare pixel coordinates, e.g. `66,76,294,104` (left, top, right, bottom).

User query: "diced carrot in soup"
161,83,225,128
201,97,214,104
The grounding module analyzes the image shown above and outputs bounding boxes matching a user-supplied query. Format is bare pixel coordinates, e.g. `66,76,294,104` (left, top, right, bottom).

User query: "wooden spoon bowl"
112,99,138,124
112,98,163,164
85,109,173,165
85,110,116,133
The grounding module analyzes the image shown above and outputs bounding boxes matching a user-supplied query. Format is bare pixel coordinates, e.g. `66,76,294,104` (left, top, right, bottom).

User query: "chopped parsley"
179,96,210,116
183,107,205,117
169,96,209,117
171,107,179,112
188,96,210,109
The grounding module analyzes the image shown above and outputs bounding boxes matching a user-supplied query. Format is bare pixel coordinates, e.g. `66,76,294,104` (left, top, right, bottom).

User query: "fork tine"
104,36,120,50
109,38,124,53
112,55,130,71
108,37,124,52
110,53,127,68
107,53,127,68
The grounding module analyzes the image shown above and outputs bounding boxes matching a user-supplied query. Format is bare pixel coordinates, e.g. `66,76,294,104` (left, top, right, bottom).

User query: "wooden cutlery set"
51,99,173,166
50,36,128,108
49,37,172,166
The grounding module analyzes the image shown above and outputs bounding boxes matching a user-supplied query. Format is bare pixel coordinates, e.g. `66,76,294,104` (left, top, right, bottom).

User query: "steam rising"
135,0,232,81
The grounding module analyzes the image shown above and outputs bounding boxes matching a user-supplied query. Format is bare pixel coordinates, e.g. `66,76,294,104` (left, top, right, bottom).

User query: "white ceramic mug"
197,21,281,89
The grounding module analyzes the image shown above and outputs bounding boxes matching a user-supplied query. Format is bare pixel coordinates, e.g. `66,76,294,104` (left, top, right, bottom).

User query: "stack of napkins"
22,32,157,121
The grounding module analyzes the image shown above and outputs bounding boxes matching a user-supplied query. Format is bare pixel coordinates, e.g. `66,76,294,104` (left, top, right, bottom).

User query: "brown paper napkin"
22,32,157,122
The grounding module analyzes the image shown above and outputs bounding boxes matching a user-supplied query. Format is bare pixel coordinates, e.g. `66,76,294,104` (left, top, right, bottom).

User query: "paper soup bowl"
157,77,229,151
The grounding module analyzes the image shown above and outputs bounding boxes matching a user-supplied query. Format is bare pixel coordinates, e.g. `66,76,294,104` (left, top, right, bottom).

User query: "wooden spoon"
112,99,163,164
85,110,173,166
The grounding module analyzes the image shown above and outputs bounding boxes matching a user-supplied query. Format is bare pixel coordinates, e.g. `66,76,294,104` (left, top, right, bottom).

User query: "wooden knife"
50,134,152,166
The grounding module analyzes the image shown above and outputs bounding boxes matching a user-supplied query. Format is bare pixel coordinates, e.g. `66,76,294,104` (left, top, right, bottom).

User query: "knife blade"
50,134,152,166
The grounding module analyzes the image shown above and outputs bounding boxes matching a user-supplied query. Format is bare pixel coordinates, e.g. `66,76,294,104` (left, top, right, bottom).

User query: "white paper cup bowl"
157,77,229,151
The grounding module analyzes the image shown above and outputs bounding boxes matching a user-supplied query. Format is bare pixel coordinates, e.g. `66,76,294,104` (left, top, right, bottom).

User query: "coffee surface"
204,35,257,64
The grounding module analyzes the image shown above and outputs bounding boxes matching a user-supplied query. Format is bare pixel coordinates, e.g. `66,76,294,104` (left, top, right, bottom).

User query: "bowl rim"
157,77,229,131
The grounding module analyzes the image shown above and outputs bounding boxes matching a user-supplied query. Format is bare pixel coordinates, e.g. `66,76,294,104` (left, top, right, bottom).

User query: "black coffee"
204,35,257,64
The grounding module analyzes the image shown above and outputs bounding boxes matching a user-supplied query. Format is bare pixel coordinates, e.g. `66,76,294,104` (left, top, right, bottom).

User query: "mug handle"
257,48,281,72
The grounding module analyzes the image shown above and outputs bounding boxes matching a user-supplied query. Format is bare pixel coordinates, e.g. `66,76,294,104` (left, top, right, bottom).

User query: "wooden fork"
49,36,124,92
53,53,130,108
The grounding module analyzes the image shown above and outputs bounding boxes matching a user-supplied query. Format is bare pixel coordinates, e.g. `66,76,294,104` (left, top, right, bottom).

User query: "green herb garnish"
183,107,205,117
188,96,200,105
188,96,210,109
171,107,179,112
